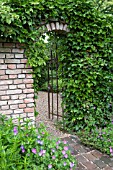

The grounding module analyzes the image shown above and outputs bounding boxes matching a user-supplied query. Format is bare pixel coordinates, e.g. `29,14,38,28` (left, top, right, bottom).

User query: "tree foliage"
0,0,113,131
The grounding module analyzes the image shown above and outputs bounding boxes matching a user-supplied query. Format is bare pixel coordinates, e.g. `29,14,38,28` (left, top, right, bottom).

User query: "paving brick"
100,155,112,165
83,153,97,161
82,161,97,170
103,165,113,170
94,160,106,169
92,150,103,158
76,162,87,170
76,155,88,163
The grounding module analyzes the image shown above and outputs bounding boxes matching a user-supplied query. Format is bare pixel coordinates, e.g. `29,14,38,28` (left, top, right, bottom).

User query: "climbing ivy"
0,0,113,131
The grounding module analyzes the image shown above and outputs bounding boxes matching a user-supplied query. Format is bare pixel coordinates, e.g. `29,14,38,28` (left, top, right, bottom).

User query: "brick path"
61,135,113,170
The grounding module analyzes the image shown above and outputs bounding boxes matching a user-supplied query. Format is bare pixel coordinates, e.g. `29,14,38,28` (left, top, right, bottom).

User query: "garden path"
36,91,113,170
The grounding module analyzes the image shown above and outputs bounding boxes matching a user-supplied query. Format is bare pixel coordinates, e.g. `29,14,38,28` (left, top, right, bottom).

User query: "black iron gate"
47,33,64,121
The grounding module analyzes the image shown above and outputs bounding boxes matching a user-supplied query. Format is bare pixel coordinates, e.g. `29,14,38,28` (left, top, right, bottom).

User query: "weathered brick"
6,54,14,58
12,48,24,53
15,54,23,58
0,80,13,85
14,79,23,84
0,48,11,52
0,91,6,95
1,96,9,100
9,75,17,79
18,74,25,79
5,59,20,64
6,69,21,74
16,43,25,48
0,65,7,69
23,89,34,94
0,59,4,63
12,114,20,119
19,113,27,118
26,84,33,88
19,104,26,108
21,59,27,63
24,98,34,104
17,64,24,68
27,112,34,117
27,93,34,98
8,99,23,105
19,94,26,99
4,43,15,47
9,85,17,89
0,85,8,90
1,105,9,110
14,109,23,114
1,110,12,115
0,75,8,79
7,64,16,69
18,84,25,89
23,79,33,84
27,103,34,107
24,107,34,113
0,101,7,106
0,53,5,58
26,74,33,79
7,89,22,95
10,105,18,109
22,69,32,73
11,95,18,100
0,70,5,75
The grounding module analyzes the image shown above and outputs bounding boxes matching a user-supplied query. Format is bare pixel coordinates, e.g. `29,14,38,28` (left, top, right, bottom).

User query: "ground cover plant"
0,0,113,158
0,114,76,170
77,119,113,157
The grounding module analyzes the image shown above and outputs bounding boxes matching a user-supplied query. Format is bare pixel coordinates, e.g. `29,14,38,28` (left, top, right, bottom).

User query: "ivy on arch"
0,0,113,131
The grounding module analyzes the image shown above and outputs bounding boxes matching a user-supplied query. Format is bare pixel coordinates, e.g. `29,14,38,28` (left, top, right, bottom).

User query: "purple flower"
62,150,66,155
64,154,68,158
20,145,25,153
13,126,18,135
64,146,68,151
39,150,46,156
56,140,61,145
20,145,24,149
52,155,56,159
37,140,43,145
70,162,74,168
63,140,67,144
32,148,37,154
37,135,41,138
48,164,52,169
22,148,25,153
63,162,67,166
51,149,55,153
110,147,113,153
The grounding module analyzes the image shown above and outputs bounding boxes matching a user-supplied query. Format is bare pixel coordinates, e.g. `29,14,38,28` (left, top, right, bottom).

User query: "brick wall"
0,42,35,124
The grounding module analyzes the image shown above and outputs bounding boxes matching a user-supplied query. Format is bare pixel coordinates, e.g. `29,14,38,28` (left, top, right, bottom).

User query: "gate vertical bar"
48,60,50,119
51,48,54,120
56,34,59,121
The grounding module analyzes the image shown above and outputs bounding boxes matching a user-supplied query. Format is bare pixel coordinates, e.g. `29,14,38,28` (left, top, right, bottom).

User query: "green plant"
0,114,77,170
78,119,113,156
0,0,113,131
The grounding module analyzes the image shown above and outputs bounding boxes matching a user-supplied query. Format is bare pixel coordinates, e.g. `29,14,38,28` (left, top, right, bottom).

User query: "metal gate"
47,33,64,121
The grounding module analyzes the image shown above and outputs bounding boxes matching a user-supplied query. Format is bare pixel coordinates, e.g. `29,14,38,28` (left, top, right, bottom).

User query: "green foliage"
0,114,76,169
0,0,113,131
78,120,113,156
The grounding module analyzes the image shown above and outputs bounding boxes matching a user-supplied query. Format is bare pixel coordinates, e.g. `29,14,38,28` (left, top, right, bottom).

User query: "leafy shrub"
0,114,77,170
78,120,113,156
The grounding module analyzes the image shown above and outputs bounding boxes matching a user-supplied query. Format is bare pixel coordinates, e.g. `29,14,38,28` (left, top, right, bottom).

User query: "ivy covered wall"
0,0,113,130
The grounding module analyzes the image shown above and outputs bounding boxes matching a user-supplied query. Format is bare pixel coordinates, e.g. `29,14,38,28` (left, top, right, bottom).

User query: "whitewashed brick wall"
0,42,35,124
